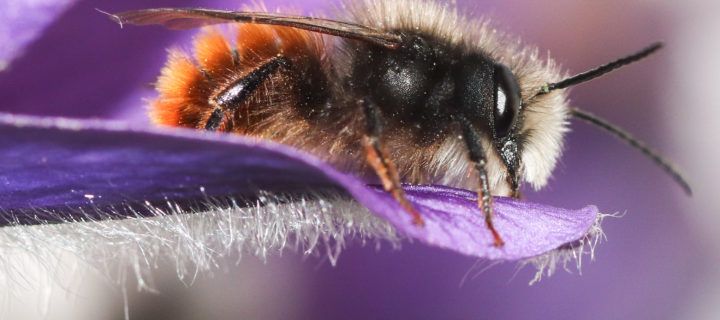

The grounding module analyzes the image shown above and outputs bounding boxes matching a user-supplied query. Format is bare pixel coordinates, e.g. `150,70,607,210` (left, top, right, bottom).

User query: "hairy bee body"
150,0,569,196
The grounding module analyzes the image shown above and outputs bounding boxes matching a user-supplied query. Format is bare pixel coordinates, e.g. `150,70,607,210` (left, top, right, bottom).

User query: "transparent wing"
108,8,402,48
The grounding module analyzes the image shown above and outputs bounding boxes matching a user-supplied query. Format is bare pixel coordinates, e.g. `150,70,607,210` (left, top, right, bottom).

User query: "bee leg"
498,139,522,199
205,56,291,131
361,99,425,227
459,118,505,247
509,172,522,199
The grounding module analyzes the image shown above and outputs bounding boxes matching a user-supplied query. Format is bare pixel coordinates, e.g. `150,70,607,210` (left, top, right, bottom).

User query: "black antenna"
570,107,692,196
536,42,663,96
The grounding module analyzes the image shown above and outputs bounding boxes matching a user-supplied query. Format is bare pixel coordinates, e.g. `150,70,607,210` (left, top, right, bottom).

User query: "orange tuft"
193,28,235,79
236,24,280,64
150,49,210,128
150,23,324,132
271,26,321,60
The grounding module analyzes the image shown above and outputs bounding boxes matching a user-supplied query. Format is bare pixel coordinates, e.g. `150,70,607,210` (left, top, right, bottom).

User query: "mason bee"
108,0,691,247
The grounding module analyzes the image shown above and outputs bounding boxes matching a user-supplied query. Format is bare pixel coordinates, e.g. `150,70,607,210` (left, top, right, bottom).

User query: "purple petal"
0,113,597,260
0,0,77,69
395,185,598,260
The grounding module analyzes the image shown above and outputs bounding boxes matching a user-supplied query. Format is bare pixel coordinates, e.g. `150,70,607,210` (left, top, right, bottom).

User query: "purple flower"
0,112,598,262
0,0,77,70
0,0,600,265
0,1,703,319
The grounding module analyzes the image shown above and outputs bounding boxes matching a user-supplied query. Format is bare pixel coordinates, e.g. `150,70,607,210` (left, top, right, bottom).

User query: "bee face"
351,31,527,189
336,0,571,196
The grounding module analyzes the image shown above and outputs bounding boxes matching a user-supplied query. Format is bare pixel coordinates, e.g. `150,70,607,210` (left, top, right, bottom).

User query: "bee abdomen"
150,24,328,133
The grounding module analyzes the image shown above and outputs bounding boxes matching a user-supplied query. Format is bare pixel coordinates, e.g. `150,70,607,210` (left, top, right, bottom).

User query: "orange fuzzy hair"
149,24,326,134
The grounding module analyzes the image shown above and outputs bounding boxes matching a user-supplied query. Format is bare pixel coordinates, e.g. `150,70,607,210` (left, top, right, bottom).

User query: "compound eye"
493,64,522,138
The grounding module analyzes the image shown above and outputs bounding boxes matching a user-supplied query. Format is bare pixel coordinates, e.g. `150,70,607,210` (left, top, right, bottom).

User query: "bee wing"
108,8,402,48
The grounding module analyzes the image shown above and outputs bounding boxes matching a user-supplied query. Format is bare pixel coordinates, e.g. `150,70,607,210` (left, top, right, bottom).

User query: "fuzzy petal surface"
0,113,597,259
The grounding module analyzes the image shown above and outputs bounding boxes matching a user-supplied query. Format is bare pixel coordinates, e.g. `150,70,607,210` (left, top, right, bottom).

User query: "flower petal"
0,113,597,260
384,185,598,260
0,0,77,69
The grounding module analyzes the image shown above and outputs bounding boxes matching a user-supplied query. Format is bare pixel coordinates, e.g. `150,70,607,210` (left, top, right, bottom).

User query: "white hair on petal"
0,191,401,296
0,192,607,316
455,211,610,285
522,212,613,285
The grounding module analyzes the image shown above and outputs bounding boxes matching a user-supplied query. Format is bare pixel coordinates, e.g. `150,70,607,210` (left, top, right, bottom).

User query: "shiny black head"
352,34,522,141
351,33,523,183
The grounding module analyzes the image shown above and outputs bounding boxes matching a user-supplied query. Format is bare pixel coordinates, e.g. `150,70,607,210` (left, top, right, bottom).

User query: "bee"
108,0,691,247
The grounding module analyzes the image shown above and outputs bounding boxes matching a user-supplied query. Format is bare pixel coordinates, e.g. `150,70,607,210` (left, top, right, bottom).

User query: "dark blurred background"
1,0,717,319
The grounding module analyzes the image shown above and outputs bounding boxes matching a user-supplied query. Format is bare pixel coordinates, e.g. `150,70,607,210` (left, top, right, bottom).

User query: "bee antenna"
535,42,663,97
570,107,692,196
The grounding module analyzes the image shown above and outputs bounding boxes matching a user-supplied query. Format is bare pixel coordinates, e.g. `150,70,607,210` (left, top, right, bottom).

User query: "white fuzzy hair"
522,212,611,284
459,212,610,286
0,192,399,297
0,192,606,303
345,0,570,193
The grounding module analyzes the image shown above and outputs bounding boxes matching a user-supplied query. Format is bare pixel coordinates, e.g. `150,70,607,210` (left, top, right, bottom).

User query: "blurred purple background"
1,0,717,319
